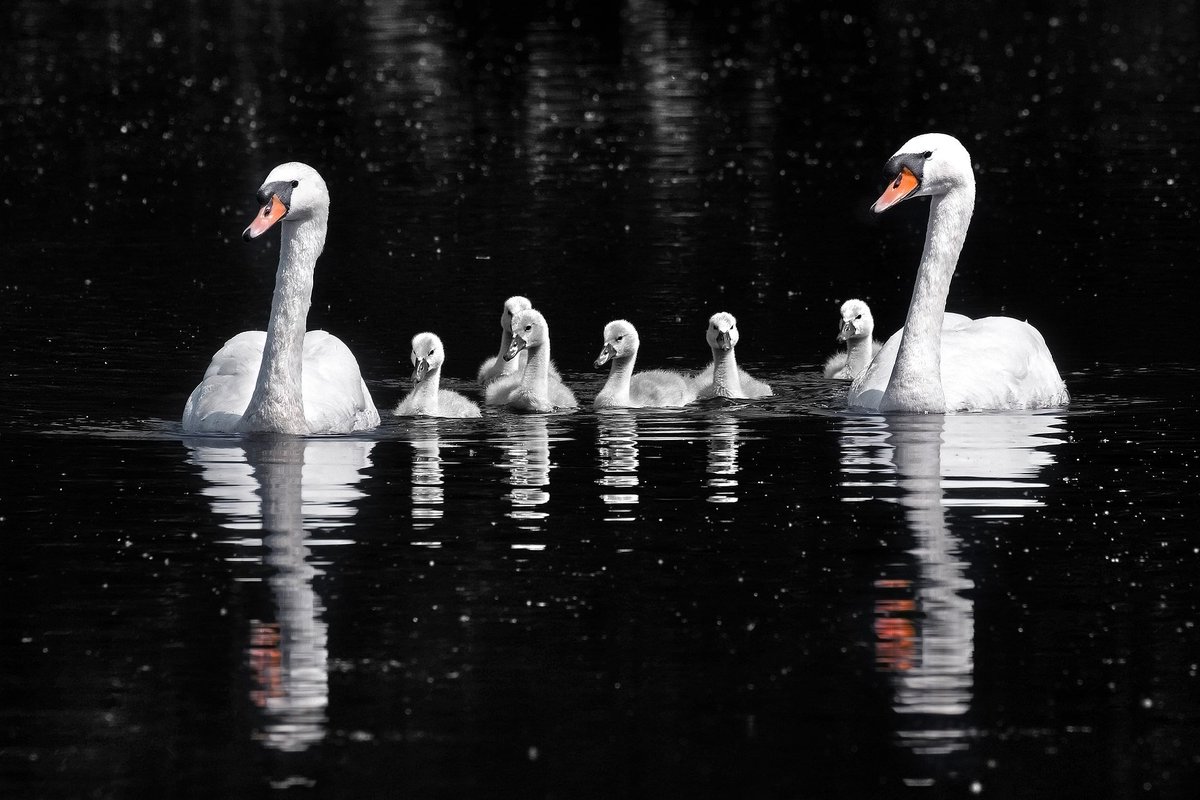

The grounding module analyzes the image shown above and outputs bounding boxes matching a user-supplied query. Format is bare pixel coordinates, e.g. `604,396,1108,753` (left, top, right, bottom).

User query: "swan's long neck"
845,335,875,379
411,365,442,412
240,214,327,433
884,185,974,412
602,353,636,404
709,348,742,398
520,340,551,401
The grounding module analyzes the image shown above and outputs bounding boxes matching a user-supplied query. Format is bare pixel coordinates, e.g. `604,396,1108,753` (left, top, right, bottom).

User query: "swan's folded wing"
301,330,381,432
183,332,266,431
941,317,1068,410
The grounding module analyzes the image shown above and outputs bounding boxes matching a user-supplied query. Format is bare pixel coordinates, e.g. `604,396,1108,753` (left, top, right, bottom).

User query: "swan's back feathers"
182,330,380,433
629,369,696,408
939,317,1068,410
436,389,483,418
849,316,1068,412
298,331,381,432
395,388,481,418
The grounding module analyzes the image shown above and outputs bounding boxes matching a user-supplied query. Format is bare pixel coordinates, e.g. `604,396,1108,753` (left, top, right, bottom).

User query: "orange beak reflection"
871,167,919,213
243,194,288,241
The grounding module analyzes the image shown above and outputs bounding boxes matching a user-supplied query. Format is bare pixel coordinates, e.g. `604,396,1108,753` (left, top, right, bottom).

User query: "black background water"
2,1,1198,797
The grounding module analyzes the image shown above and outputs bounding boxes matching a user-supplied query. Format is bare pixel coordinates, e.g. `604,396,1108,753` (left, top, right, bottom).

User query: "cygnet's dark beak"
594,342,615,368
504,335,527,362
837,320,854,342
716,330,733,351
411,358,429,384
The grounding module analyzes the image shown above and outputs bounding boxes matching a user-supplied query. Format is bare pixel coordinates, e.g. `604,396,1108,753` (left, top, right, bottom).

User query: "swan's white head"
505,308,548,361
594,319,640,367
409,331,445,384
706,312,739,352
837,299,874,342
871,133,974,213
243,162,329,241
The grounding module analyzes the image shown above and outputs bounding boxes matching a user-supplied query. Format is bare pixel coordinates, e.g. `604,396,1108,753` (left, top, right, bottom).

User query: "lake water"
3,1,1198,797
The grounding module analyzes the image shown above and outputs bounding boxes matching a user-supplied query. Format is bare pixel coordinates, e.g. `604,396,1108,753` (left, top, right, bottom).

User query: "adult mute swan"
824,299,883,380
394,332,482,418
593,319,696,409
182,163,380,434
487,308,578,413
849,133,1068,412
691,312,773,400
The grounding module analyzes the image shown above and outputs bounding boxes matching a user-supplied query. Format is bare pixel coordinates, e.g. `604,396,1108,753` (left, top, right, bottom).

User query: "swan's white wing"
301,330,381,433
941,317,1068,411
849,316,1067,412
182,331,267,432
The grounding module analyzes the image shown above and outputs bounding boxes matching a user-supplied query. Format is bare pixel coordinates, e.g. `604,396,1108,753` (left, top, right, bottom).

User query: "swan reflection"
402,419,445,526
840,412,1065,766
496,416,553,532
185,436,375,753
706,414,741,504
596,411,640,523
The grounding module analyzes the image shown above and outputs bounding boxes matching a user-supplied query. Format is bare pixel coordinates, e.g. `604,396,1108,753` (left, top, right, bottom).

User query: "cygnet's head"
837,299,874,342
409,332,445,383
505,308,548,361
500,296,533,331
705,312,740,352
243,162,329,241
594,319,640,368
872,132,974,214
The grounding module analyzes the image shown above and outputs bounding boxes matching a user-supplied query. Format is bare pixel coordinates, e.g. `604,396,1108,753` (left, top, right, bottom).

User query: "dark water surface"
3,1,1199,797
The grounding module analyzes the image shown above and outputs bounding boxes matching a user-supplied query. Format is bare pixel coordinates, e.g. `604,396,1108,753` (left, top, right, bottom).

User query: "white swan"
487,308,578,412
849,133,1069,413
394,332,482,418
182,163,380,434
824,299,884,380
690,312,773,400
593,319,696,409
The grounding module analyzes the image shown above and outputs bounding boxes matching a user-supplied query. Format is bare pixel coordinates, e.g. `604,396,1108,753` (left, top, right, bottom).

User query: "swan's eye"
922,150,932,159
291,180,299,188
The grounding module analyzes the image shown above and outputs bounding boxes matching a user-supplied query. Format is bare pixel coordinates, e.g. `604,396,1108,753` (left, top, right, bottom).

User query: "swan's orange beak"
243,194,288,241
872,167,919,213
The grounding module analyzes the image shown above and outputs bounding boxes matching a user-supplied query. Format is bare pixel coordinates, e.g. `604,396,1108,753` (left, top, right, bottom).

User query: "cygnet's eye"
524,325,532,332
291,179,300,188
855,314,862,320
616,336,624,342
